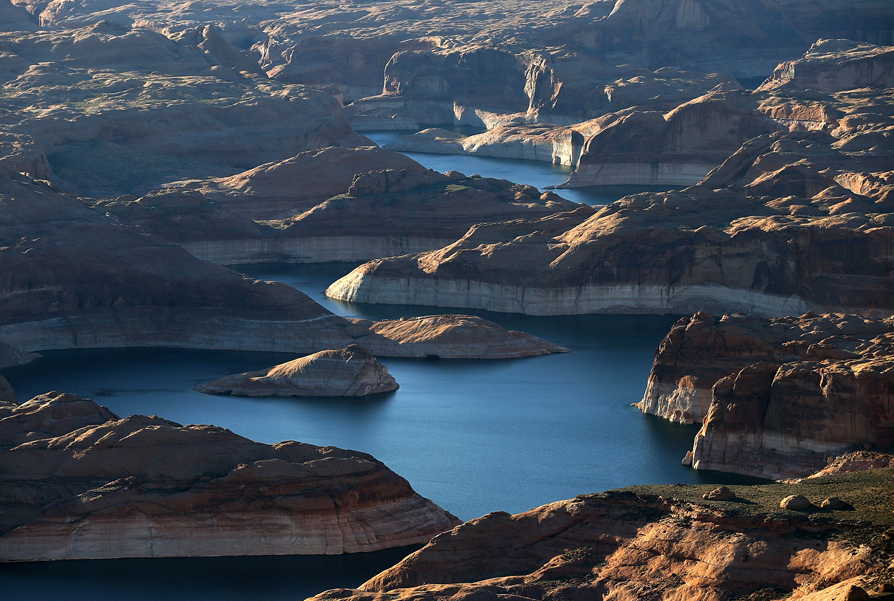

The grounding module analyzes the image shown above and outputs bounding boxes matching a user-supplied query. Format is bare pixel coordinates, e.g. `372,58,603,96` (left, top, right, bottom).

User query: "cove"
364,131,677,206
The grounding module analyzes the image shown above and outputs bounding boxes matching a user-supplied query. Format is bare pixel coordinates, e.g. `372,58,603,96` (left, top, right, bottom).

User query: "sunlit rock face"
325,184,894,317
638,312,894,425
0,392,460,561
306,472,894,601
196,345,401,397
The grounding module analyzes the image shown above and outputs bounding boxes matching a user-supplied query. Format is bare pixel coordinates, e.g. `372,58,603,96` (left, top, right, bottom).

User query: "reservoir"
0,150,748,600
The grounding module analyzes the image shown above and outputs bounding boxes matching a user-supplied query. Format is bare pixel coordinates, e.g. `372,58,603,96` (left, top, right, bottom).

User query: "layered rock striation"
638,311,894,480
98,166,586,266
0,168,565,360
638,312,894,424
325,185,894,316
0,391,459,561
195,345,399,397
309,470,894,601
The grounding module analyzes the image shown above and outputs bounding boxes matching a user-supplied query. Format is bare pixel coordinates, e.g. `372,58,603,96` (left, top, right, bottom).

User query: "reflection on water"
364,130,677,206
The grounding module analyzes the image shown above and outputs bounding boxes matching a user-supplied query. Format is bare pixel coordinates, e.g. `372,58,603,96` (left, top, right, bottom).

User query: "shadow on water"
0,546,420,601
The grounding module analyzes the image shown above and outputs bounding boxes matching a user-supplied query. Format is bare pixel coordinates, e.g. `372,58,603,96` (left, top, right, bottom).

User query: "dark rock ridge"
96,164,586,266
0,391,459,561
195,345,400,397
308,469,894,601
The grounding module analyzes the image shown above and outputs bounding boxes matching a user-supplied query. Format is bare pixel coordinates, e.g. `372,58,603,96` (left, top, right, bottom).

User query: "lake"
0,152,748,601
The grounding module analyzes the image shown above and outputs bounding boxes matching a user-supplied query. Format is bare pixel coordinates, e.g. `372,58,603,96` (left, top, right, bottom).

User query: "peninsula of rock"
0,391,459,561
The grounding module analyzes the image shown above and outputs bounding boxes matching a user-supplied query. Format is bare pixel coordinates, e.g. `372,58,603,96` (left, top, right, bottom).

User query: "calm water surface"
1,154,743,600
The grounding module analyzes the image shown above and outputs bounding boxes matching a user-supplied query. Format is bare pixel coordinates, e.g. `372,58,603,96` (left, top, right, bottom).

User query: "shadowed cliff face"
0,392,460,561
306,470,894,601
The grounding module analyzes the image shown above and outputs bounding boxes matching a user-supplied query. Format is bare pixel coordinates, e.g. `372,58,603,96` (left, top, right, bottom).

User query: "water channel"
0,141,760,600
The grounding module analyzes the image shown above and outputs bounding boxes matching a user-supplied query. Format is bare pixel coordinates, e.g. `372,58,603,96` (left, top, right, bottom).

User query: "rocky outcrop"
195,345,399,397
0,22,367,196
0,392,459,561
759,39,894,94
637,312,894,424
349,314,569,359
158,146,428,220
689,328,894,480
808,451,894,479
0,168,565,359
563,91,782,186
309,470,894,601
98,167,585,266
325,187,894,317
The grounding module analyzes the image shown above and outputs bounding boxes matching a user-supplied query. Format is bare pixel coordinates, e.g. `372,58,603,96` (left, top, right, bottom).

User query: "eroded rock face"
0,22,367,195
759,39,894,94
690,331,894,479
325,188,894,317
308,471,894,601
0,166,361,355
98,166,586,266
638,312,894,425
0,392,459,561
196,345,399,397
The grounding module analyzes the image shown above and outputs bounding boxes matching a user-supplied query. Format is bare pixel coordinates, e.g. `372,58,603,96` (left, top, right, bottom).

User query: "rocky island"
195,345,400,397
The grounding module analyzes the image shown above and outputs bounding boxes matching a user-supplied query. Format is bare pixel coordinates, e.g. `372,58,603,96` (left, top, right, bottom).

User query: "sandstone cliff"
0,168,566,360
325,187,894,316
0,391,459,561
309,469,894,601
637,312,894,424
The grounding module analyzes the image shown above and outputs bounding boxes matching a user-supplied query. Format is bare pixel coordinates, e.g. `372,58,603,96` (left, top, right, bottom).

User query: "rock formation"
349,314,569,359
0,391,459,561
637,312,894,424
325,185,894,316
0,167,565,360
637,311,894,480
0,22,367,196
195,345,399,397
159,146,428,220
96,166,586,266
308,469,894,601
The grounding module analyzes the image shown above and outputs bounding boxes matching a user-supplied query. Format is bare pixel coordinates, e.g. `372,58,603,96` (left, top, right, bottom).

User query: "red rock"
0,392,459,561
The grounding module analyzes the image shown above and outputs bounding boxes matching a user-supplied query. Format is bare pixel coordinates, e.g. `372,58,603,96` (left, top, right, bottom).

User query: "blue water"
0,152,734,599
365,131,676,206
